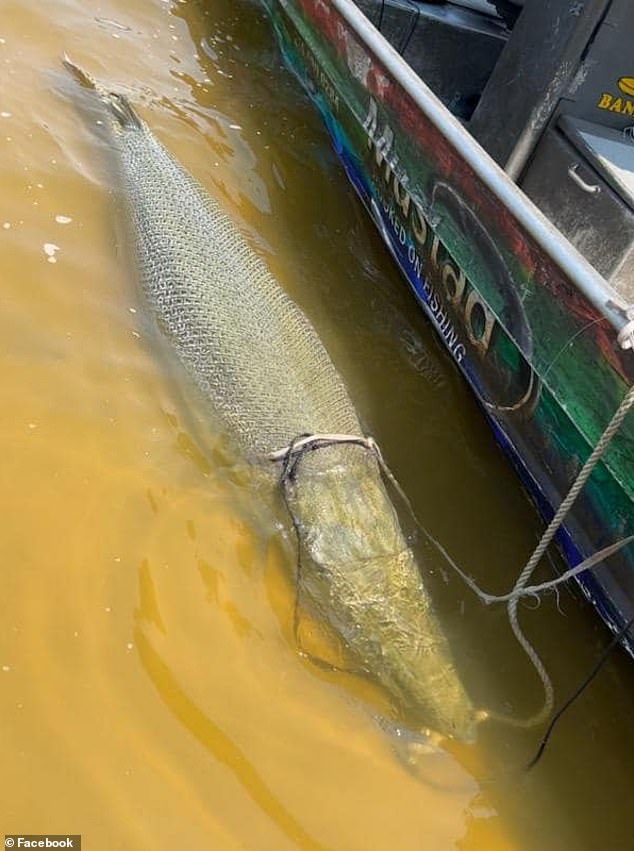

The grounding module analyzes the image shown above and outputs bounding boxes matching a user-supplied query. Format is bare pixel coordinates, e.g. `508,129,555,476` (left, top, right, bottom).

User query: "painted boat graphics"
263,0,634,651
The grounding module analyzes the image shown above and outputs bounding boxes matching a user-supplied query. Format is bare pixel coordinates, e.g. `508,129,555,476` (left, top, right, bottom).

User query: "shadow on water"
134,626,334,851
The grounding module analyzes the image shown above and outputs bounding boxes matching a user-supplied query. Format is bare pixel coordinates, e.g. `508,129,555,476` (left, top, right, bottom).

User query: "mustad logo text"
362,99,496,364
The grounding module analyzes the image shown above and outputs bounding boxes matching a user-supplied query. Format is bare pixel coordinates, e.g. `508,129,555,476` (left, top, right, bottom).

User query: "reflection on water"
1,0,633,848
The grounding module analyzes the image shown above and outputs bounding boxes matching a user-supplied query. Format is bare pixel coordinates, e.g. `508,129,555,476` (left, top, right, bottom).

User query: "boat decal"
596,76,634,115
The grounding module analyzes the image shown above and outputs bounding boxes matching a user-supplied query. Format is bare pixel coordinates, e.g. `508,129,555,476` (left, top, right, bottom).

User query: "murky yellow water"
1,1,634,848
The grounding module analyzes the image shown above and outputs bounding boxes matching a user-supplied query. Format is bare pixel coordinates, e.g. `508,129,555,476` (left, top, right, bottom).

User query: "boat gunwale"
332,0,633,339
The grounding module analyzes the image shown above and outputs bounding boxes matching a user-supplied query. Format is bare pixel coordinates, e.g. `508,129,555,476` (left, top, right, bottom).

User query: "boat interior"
354,0,634,299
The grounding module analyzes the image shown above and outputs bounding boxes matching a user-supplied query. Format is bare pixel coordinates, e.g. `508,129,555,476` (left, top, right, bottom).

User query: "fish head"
285,453,479,744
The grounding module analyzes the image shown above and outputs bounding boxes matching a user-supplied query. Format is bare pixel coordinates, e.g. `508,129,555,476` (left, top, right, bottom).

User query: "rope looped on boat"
437,381,634,728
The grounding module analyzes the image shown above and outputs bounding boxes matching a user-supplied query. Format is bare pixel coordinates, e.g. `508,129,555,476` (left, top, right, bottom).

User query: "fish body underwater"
64,59,477,742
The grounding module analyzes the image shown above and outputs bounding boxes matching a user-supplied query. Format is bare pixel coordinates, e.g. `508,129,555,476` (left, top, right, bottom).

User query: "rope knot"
268,432,390,492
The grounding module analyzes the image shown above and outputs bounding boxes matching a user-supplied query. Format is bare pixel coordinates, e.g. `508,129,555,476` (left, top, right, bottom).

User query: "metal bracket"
568,163,601,194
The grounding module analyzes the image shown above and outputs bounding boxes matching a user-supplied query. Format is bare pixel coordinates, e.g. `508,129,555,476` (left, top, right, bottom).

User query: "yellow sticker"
617,76,634,97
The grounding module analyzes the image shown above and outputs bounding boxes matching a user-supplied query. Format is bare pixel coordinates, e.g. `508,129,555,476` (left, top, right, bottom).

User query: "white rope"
509,383,634,599
516,535,634,599
269,432,416,512
429,534,634,606
503,382,634,723
268,432,379,461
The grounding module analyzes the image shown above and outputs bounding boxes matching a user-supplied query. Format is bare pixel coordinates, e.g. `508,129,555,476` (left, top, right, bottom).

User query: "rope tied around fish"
268,432,412,505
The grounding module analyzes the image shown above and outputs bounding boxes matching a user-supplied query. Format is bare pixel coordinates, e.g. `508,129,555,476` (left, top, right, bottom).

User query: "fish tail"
62,53,142,130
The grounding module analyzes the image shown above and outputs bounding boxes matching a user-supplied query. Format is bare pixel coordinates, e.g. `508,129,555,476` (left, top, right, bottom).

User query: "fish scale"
119,127,360,454
65,57,478,741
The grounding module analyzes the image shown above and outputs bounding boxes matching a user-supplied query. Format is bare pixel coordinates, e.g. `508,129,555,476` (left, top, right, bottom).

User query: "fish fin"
294,608,354,672
62,54,142,130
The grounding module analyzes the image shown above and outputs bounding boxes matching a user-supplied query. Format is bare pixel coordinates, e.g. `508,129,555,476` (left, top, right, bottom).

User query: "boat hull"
263,0,634,652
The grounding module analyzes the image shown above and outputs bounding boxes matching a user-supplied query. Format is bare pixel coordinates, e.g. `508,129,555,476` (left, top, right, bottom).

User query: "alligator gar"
64,57,478,741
